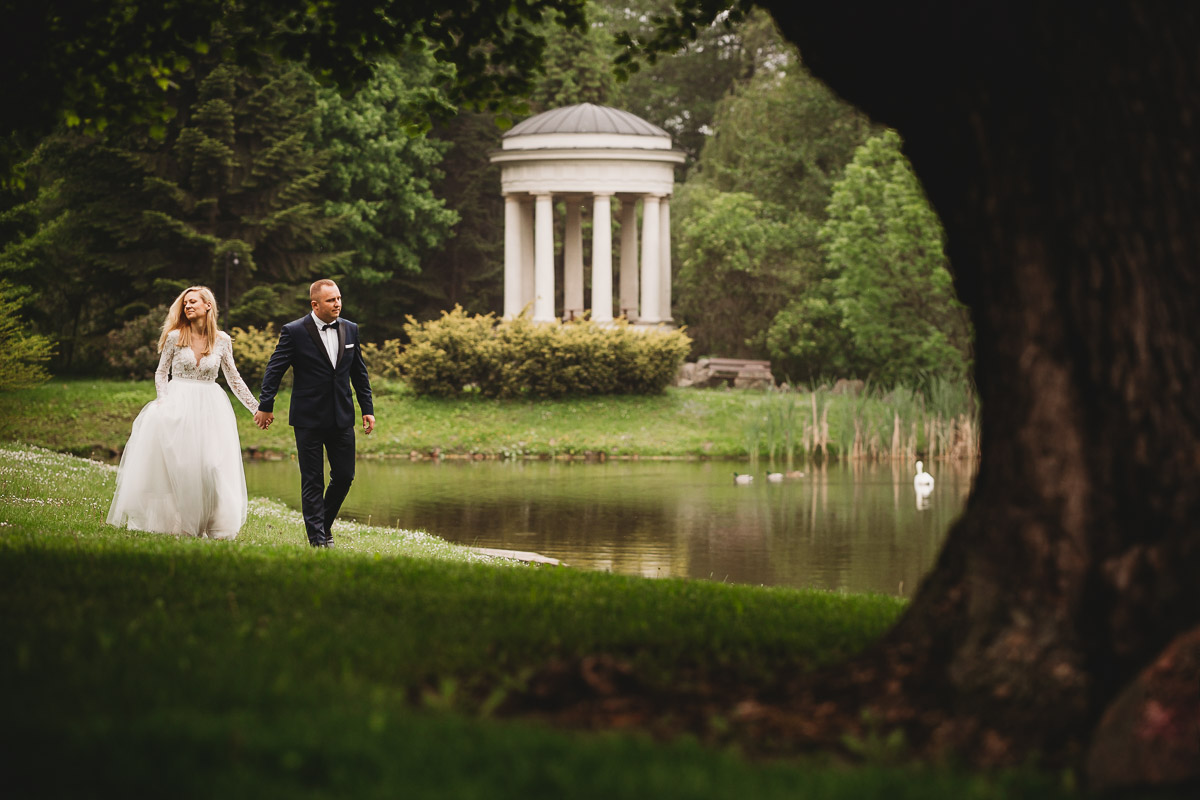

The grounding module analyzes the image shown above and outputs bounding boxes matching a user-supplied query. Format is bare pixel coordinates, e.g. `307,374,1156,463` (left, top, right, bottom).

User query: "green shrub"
400,308,496,396
0,281,55,390
104,305,167,379
360,339,405,380
226,325,400,388
228,324,279,387
399,306,691,398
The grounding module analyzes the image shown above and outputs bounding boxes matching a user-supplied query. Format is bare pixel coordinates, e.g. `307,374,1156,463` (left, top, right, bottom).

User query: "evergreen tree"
0,136,161,368
141,49,343,327
0,40,348,368
0,280,54,388
819,130,972,386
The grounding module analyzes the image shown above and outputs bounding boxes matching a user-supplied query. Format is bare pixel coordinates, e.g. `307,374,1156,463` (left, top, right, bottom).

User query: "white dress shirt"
311,311,339,367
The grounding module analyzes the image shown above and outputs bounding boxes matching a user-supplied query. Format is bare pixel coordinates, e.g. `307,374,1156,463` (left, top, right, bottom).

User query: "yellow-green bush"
0,280,55,389
399,306,691,398
360,339,405,380
227,325,406,385
228,324,279,386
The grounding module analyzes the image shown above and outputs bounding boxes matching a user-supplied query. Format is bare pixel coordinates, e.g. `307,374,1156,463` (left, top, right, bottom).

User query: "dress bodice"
155,330,259,413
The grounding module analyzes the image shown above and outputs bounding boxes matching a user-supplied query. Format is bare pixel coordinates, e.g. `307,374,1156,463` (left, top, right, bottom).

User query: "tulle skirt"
107,378,248,539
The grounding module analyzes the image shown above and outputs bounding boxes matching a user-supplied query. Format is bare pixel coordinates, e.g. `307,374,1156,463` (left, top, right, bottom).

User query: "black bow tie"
321,321,339,331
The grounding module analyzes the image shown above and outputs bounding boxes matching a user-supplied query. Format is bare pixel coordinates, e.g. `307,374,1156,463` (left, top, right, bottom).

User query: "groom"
254,279,375,547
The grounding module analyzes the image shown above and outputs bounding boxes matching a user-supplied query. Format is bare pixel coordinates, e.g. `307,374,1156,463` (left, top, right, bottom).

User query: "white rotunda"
489,103,686,324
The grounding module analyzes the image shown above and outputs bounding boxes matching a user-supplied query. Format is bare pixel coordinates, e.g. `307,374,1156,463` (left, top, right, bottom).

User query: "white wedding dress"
107,330,259,539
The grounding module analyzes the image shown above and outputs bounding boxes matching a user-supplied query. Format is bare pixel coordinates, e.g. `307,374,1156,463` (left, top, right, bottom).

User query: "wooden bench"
680,357,775,389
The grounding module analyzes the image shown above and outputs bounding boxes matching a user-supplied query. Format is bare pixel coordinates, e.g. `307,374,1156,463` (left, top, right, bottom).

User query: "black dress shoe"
309,537,330,548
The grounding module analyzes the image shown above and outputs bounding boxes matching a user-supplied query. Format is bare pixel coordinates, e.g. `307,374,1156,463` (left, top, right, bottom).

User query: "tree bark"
763,0,1200,767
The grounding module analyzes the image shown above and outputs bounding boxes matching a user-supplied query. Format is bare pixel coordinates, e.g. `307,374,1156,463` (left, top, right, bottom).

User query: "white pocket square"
344,344,355,348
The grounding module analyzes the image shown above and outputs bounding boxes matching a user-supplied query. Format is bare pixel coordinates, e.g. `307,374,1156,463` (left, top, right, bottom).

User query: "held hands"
252,410,369,432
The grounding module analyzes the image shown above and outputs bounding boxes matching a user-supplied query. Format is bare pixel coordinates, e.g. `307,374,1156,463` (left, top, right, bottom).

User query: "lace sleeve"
220,333,259,414
154,332,177,399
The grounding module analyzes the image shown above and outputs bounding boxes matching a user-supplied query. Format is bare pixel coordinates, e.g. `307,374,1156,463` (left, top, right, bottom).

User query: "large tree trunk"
764,0,1200,771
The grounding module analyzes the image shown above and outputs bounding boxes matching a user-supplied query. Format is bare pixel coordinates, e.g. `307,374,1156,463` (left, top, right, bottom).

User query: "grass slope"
0,379,762,459
0,445,1070,798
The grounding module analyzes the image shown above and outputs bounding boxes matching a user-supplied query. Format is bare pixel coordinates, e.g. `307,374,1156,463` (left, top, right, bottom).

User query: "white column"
533,193,555,323
659,195,672,323
639,194,662,324
619,197,639,320
520,199,535,315
503,194,523,319
591,193,614,323
563,196,584,320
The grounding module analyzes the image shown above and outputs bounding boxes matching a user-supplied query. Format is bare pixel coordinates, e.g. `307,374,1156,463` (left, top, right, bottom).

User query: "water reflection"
244,459,974,597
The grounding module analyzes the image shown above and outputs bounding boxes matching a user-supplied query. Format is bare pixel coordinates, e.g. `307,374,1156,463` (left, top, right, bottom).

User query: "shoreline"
3,378,982,465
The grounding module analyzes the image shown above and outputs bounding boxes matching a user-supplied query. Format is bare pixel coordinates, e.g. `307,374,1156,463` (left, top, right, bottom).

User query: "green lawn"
0,378,763,459
0,443,1073,798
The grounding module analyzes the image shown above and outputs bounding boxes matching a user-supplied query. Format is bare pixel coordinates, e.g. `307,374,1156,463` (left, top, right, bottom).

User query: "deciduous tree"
312,52,459,334
605,1,789,171
673,185,808,359
674,59,873,378
0,0,590,182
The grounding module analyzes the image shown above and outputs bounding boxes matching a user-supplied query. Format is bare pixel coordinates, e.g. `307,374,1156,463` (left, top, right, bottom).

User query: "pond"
244,458,974,598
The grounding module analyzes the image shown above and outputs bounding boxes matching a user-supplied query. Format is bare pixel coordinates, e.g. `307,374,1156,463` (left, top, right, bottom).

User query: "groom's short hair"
310,279,337,301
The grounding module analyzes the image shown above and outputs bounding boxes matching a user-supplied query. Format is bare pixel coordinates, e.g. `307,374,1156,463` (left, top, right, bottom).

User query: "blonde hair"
310,278,337,301
158,286,219,355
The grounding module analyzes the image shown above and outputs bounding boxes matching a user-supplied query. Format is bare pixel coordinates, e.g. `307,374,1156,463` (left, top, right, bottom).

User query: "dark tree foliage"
1,41,345,368
414,113,509,325
146,54,343,308
311,52,459,338
0,0,589,182
604,0,789,172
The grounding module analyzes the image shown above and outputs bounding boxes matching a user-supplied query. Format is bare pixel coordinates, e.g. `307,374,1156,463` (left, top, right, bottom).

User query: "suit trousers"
294,425,356,544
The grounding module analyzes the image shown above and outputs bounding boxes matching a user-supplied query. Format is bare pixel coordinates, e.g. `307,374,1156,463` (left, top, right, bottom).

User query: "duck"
766,472,784,483
913,460,935,493
733,472,754,485
785,470,805,479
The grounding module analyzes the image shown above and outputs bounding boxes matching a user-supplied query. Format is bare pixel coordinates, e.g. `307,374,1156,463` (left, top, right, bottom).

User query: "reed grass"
2,377,979,466
744,378,980,467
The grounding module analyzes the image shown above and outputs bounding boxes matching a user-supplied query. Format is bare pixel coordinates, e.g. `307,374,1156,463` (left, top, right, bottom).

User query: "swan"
733,472,754,485
766,472,784,483
913,460,935,493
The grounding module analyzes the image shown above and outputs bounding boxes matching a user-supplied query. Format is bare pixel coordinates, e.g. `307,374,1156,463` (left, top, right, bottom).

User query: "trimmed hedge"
399,307,691,398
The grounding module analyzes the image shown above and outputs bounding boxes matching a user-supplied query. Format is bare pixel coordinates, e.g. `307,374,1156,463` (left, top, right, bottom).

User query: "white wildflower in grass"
0,444,525,569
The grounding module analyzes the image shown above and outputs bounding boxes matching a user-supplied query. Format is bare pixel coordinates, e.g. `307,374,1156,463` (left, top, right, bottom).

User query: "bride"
107,286,263,539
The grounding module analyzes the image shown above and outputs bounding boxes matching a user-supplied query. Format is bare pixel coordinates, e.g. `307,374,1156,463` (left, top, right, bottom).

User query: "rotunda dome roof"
504,103,668,138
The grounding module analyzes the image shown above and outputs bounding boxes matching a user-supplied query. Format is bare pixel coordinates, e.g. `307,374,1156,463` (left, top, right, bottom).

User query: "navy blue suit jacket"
258,315,373,429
